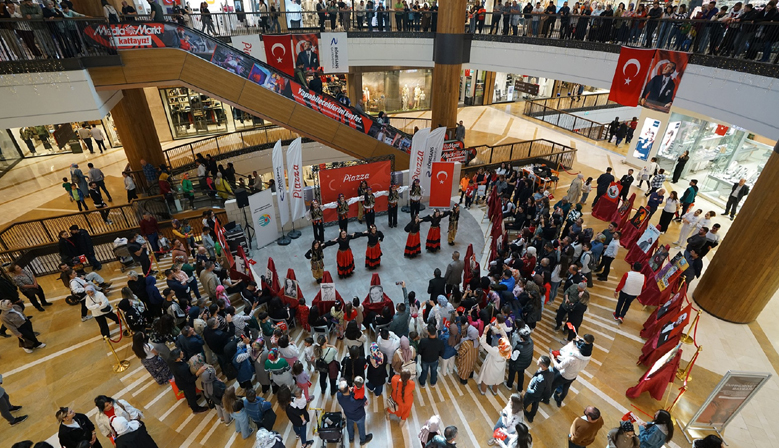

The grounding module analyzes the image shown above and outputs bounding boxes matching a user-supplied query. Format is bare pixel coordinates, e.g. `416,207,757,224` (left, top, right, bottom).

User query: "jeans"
0,392,16,423
293,423,309,444
597,256,614,279
346,415,367,443
419,360,439,386
365,380,384,396
657,22,671,48
552,374,575,404
87,253,102,271
531,20,539,36
615,292,637,318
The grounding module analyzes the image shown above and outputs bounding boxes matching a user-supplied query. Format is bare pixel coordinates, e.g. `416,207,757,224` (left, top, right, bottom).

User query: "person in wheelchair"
58,263,112,292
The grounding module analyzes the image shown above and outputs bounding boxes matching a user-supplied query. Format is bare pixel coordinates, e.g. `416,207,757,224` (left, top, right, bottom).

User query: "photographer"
548,333,594,407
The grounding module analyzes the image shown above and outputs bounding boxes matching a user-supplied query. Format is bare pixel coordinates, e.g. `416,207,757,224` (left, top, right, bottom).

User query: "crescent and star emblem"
271,43,286,64
436,171,448,184
622,58,640,85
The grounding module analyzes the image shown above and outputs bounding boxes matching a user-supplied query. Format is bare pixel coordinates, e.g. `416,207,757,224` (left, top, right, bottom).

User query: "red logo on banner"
318,161,392,222
263,34,294,76
715,124,729,136
608,47,656,107
429,162,455,208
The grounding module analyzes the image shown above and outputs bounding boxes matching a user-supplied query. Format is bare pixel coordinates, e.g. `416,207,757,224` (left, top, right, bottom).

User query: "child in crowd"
181,219,196,254
296,298,310,332
292,360,312,402
352,376,365,400
231,400,254,439
302,337,316,372
62,177,73,201
465,180,476,209
408,330,421,353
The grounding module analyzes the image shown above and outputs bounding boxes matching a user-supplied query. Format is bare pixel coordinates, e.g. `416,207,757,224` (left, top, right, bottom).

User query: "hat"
268,348,279,362
620,421,635,433
456,306,465,314
498,337,512,359
111,416,140,436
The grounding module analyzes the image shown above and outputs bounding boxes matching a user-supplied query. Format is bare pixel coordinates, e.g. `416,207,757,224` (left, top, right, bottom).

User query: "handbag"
100,305,112,314
386,395,399,413
401,359,417,374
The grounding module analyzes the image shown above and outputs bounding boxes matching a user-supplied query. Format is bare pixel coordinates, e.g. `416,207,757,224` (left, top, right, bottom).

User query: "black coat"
427,277,446,302
58,413,99,448
115,422,159,448
595,173,614,194
71,229,96,256
730,183,749,202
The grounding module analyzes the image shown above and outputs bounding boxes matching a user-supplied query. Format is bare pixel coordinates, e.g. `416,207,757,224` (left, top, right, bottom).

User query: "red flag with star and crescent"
608,47,656,107
429,162,455,208
263,34,294,76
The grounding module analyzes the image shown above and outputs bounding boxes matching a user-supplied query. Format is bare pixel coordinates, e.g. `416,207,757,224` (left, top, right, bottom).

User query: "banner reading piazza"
318,161,392,223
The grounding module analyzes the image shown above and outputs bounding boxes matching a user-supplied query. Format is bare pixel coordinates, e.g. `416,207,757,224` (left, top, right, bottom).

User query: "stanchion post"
117,309,134,337
146,241,165,280
679,310,701,344
103,336,130,373
676,345,703,382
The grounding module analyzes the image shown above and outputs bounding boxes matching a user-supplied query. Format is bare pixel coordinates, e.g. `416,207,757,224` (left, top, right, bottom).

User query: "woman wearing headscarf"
455,321,480,385
418,415,445,446
440,323,460,376
56,406,101,448
145,275,165,318
391,336,417,376
365,342,388,396
171,219,191,256
386,369,415,425
250,338,272,394
265,347,294,392
565,174,584,204
215,172,233,199
132,332,172,384
0,299,45,353
476,322,510,395
201,365,231,424
93,395,143,441
111,416,158,448
85,284,120,338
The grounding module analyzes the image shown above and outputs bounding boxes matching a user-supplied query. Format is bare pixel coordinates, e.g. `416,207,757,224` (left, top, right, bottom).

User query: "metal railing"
532,92,619,112
463,138,577,173
387,116,433,134
523,100,607,140
0,17,117,63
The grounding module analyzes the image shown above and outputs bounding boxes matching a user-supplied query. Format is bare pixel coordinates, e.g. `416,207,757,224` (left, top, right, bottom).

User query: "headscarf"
447,322,461,347
111,416,140,436
268,347,279,362
526,246,537,258
466,324,480,348
418,415,445,445
369,342,383,366
159,172,169,181
399,336,413,362
437,295,448,308
0,300,13,311
498,337,512,359
254,428,282,448
620,420,635,433
216,285,226,298
200,365,218,398
85,283,97,294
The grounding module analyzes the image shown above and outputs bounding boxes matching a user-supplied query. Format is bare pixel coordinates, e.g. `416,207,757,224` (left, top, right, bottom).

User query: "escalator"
83,21,411,168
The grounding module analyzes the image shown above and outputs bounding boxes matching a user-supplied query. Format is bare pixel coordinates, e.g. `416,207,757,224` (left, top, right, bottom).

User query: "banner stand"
277,231,291,246
239,205,255,247
288,223,301,239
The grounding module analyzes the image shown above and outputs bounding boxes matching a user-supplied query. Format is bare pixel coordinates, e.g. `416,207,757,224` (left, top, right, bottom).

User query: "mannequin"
401,84,410,110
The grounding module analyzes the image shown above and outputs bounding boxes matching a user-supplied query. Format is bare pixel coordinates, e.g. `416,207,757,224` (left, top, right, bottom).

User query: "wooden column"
694,143,779,323
111,88,166,172
431,0,467,129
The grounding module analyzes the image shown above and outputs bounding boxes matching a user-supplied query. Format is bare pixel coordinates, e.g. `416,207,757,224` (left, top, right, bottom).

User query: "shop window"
160,87,229,139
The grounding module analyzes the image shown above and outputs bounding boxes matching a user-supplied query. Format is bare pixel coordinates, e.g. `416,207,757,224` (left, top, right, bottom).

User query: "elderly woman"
476,322,510,395
215,172,233,199
0,299,45,353
455,320,480,384
85,284,120,337
391,336,417,376
93,395,143,440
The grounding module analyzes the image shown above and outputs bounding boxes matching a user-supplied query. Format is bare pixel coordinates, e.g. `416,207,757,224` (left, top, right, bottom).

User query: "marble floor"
1,107,778,448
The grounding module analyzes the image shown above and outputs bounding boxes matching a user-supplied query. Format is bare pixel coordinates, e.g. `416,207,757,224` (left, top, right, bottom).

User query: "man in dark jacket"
506,327,534,391
418,324,445,387
676,179,699,219
171,348,208,413
607,117,620,142
69,224,101,270
443,251,464,294
176,325,205,360
166,269,192,307
723,178,749,220
204,318,231,372
389,282,412,337
523,355,553,423
427,268,446,302
591,167,614,206
336,381,373,445
619,169,634,202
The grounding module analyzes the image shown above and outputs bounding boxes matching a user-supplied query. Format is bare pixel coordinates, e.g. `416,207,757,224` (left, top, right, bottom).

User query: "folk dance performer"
329,230,364,279
363,187,376,229
387,185,400,228
356,180,368,224
305,240,335,283
360,225,385,269
448,203,460,246
306,200,326,242
327,193,360,232
409,179,423,216
404,215,423,258
422,209,451,253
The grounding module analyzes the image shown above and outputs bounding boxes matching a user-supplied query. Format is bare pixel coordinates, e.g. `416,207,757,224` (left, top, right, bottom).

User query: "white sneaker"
82,315,93,322
24,348,33,354
37,343,46,348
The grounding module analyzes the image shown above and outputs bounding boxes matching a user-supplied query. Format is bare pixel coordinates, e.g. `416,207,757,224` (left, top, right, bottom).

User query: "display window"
656,112,772,206
361,69,431,113
5,119,114,158
160,87,229,139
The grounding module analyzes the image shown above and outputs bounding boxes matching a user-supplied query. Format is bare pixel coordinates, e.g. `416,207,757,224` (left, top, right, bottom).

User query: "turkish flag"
263,34,294,76
608,47,656,107
715,124,729,136
429,162,455,208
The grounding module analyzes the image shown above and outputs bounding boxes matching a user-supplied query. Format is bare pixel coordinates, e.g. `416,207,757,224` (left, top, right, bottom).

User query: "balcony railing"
523,100,608,140
463,138,577,173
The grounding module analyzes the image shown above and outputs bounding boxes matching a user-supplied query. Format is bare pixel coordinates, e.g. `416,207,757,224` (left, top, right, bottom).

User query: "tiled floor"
1,105,778,447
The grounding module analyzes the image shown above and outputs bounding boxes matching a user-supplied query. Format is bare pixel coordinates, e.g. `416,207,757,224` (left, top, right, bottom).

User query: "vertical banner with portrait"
636,225,661,254
639,50,689,113
633,118,661,161
292,34,321,72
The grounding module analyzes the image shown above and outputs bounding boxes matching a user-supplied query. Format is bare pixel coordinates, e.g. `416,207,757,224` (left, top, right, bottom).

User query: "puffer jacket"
554,340,592,380
507,338,534,371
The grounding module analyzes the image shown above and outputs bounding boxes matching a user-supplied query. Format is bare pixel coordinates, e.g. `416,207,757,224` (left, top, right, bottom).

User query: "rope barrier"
107,313,123,344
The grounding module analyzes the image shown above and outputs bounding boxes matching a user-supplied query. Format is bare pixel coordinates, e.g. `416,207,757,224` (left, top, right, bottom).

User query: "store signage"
318,161,392,223
286,138,306,221
514,80,540,96
271,140,290,227
320,32,349,74
83,22,411,153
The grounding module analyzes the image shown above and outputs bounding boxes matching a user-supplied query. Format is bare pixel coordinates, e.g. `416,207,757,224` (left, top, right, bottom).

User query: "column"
693,143,779,323
111,88,166,172
430,0,468,129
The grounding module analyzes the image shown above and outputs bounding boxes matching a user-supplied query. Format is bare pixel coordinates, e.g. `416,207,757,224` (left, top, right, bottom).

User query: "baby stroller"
112,237,137,272
313,409,344,448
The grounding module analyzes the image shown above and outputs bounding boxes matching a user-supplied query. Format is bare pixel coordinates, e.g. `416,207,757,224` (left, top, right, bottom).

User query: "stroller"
112,237,137,272
313,409,344,448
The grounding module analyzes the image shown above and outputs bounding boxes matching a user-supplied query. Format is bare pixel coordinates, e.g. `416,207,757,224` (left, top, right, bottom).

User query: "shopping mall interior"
1,1,778,448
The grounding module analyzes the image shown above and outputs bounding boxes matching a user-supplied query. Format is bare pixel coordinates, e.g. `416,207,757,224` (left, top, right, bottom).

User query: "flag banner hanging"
263,33,294,76
421,127,447,193
271,140,290,228
286,137,306,221
409,128,431,185
319,32,349,73
429,162,455,208
608,46,656,107
291,33,320,72
640,50,689,113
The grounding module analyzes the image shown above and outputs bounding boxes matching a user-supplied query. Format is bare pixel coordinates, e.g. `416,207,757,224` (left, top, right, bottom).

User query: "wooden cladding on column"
694,149,779,323
111,88,165,172
88,49,409,169
437,0,468,34
431,64,462,129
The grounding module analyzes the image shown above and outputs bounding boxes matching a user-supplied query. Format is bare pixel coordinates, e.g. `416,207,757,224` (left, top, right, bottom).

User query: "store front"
4,116,119,158
655,111,773,206
491,73,554,104
361,69,432,114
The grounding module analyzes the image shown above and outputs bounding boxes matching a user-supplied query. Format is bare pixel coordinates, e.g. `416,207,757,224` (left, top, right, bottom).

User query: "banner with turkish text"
286,137,306,221
248,189,279,249
429,162,455,208
640,50,689,113
263,34,294,76
292,33,320,72
608,46,656,107
318,161,392,223
319,32,349,73
230,34,264,61
271,140,290,228
421,127,447,194
289,81,372,133
409,128,431,185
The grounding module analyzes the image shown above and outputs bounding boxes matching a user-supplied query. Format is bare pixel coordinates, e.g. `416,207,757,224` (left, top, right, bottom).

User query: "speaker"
235,188,249,208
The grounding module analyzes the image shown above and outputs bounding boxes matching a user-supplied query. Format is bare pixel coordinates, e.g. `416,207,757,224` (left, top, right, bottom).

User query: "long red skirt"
405,232,421,258
337,249,355,277
426,226,441,252
365,243,382,269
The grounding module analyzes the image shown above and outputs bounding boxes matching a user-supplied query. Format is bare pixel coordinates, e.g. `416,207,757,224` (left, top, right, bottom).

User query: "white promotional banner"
248,189,279,249
408,127,430,185
286,137,306,221
271,140,290,228
319,32,349,73
420,127,447,193
230,34,265,62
